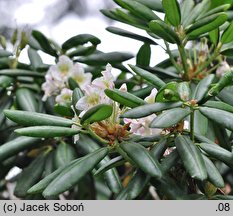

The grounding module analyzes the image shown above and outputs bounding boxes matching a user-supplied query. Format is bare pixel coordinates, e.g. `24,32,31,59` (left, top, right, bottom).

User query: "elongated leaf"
149,20,180,44
72,88,84,115
209,28,219,46
155,82,180,102
62,34,101,51
67,45,96,58
175,135,207,181
0,137,40,162
32,30,57,56
54,142,76,169
134,0,163,12
14,153,47,197
105,89,146,108
0,76,13,88
129,64,165,89
221,22,233,44
150,138,167,160
0,69,44,77
28,48,43,69
200,107,233,131
76,52,133,65
116,170,150,200
203,101,233,113
162,0,181,26
15,126,79,138
202,4,231,19
194,110,208,136
177,82,191,101
4,110,73,127
121,101,182,119
181,0,195,24
94,156,125,177
106,26,157,45
136,43,151,67
0,49,12,57
161,149,179,173
43,147,108,197
202,155,224,188
119,141,162,178
54,103,74,117
192,74,215,102
80,104,113,124
198,142,233,166
150,108,191,128
188,13,228,39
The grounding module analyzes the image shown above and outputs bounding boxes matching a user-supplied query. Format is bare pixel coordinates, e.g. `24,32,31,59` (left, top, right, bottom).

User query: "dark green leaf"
43,147,108,197
221,21,233,44
129,64,165,89
62,34,101,51
175,135,207,181
149,20,180,44
119,141,162,178
105,89,146,108
80,104,113,124
0,76,13,88
155,82,180,102
121,101,182,119
209,28,219,46
0,69,44,77
0,137,40,162
54,104,74,117
203,101,233,113
200,107,233,131
15,126,79,138
28,48,43,69
161,149,179,173
136,43,151,67
32,30,57,56
150,108,191,128
162,0,181,26
4,110,73,127
134,0,163,12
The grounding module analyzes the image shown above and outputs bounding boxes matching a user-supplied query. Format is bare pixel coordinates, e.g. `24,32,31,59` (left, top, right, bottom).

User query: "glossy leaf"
181,0,195,24
221,22,233,44
202,154,224,188
32,30,57,56
76,52,133,65
155,82,180,102
105,89,146,108
121,101,182,119
119,141,162,178
43,147,108,197
198,142,233,166
129,64,165,89
136,43,151,67
175,135,207,181
80,104,113,124
0,137,40,162
187,13,228,39
150,108,191,128
149,20,180,44
14,153,47,197
201,4,231,18
203,101,233,113
106,26,157,45
62,34,101,51
28,48,43,69
0,69,44,77
161,149,179,173
54,142,76,169
116,0,159,21
177,82,190,101
162,0,181,26
134,0,163,12
200,107,233,131
192,74,215,102
4,110,73,127
0,76,13,88
54,104,74,117
194,110,208,136
15,126,79,138
209,28,219,46
150,138,167,160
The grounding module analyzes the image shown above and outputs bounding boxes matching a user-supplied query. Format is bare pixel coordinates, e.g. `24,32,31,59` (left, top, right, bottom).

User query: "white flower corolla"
124,114,160,136
42,69,65,101
216,61,231,77
119,83,127,92
55,88,73,104
70,63,92,89
55,55,73,78
144,88,157,104
92,64,115,90
123,88,161,136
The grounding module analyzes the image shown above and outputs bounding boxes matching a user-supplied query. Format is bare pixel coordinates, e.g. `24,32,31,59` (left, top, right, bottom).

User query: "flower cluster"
42,55,161,142
42,55,92,103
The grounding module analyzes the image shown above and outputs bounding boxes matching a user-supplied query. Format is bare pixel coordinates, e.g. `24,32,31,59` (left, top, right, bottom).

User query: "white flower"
55,88,73,104
42,68,66,101
92,64,115,90
216,61,231,77
75,85,112,113
144,88,157,104
56,55,73,78
124,114,160,136
119,83,127,92
70,63,92,89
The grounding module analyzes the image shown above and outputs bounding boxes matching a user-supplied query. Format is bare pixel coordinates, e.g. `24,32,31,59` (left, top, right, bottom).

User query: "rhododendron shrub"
1,0,233,200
